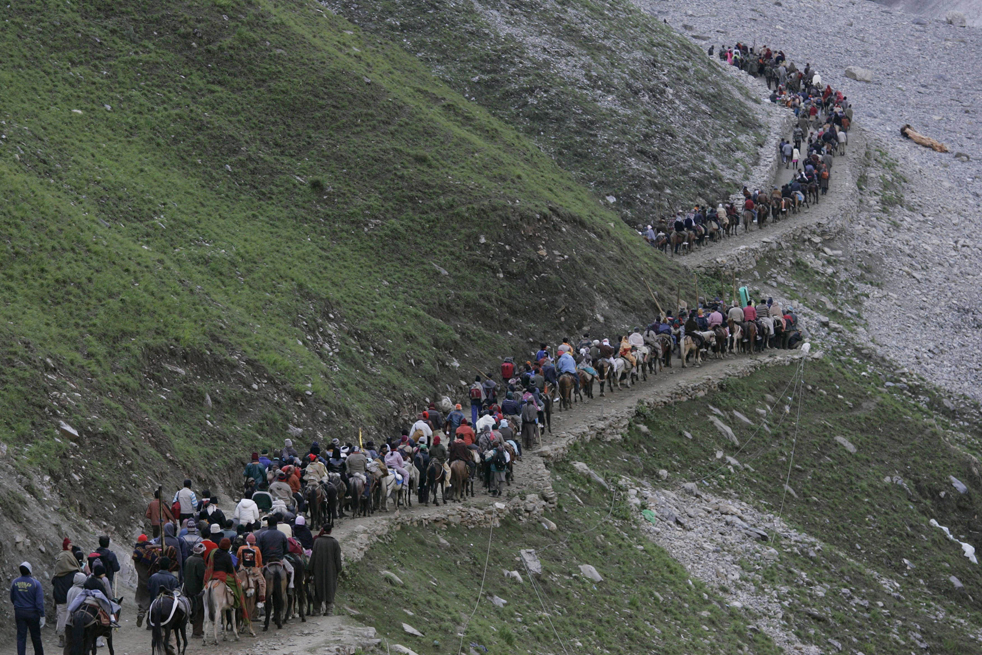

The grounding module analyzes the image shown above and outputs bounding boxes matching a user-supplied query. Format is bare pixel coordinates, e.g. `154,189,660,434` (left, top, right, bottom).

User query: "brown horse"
742,209,754,233
669,230,689,256
558,372,577,410
740,321,758,354
712,326,728,359
448,460,472,502
806,180,820,205
594,359,613,395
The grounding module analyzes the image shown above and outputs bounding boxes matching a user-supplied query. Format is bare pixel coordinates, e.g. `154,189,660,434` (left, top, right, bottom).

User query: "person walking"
10,562,45,655
308,526,343,616
131,535,156,628
51,539,80,647
173,480,198,524
145,489,175,538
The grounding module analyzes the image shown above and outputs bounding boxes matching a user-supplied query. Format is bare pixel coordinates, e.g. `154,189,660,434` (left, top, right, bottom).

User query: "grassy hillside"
325,0,765,225
578,352,982,652
0,0,723,518
339,462,783,655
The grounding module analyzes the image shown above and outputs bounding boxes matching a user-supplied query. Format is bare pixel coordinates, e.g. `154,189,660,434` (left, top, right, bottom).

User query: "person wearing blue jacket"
9,562,44,655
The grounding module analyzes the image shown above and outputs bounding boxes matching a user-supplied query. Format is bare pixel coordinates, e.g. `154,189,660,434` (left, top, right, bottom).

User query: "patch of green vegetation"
339,464,782,654
573,354,982,651
0,0,706,503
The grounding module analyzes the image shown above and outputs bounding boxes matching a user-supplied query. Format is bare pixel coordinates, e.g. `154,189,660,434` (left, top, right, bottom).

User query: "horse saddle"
387,468,404,485
81,599,112,627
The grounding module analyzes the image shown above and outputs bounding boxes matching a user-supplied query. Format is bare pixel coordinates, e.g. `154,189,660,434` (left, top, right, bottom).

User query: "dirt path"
90,346,803,655
680,123,864,272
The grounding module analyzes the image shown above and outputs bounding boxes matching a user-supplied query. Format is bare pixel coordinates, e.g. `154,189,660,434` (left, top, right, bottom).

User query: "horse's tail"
205,583,216,624
70,609,87,655
273,569,284,616
151,598,164,655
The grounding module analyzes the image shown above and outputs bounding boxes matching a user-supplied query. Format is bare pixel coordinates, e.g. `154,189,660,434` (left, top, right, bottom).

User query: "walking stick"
642,278,664,316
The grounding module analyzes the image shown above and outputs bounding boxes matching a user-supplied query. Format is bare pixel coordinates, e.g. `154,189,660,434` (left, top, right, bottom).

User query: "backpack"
493,450,507,468
172,501,182,517
501,361,514,379
821,170,829,180
287,537,303,555
469,385,483,401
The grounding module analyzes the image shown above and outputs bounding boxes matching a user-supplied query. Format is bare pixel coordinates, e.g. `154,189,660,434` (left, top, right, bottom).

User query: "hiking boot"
58,635,65,648
136,614,143,628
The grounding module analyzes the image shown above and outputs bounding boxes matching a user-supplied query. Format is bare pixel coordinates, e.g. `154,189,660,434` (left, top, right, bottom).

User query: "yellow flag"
359,428,363,448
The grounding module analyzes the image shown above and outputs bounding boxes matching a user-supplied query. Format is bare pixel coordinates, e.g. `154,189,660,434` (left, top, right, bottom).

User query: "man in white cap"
10,562,45,655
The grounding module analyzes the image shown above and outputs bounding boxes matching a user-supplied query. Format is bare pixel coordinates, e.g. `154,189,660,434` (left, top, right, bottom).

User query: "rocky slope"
640,0,982,405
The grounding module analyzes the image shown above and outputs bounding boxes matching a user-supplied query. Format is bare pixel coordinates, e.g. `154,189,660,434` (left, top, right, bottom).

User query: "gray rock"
572,461,610,489
541,518,558,531
578,564,603,582
520,549,542,576
950,476,968,494
381,570,404,586
682,482,701,497
954,152,971,162
950,575,964,589
946,11,967,27
762,547,780,560
844,66,873,82
504,570,523,583
287,424,304,438
204,393,213,409
658,469,669,480
390,646,420,655
834,436,857,453
709,416,739,445
846,66,873,82
732,410,754,426
402,623,424,637
489,595,508,607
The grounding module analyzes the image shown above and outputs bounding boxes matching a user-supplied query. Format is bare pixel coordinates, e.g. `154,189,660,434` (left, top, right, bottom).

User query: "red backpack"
469,385,482,401
501,361,514,379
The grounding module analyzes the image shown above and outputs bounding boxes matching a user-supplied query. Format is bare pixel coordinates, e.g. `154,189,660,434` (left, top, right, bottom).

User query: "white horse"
203,579,241,645
612,356,638,388
757,317,775,349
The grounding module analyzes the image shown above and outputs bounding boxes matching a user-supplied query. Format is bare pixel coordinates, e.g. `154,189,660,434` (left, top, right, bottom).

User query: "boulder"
844,66,873,83
709,416,739,446
950,476,968,494
946,11,967,27
834,436,857,454
402,623,424,637
571,461,610,490
950,575,964,589
578,564,603,582
954,152,971,162
390,646,420,655
520,549,542,576
381,570,404,586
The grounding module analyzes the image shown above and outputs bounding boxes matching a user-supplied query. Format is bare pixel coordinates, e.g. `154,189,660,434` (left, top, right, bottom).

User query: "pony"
557,372,577,410
577,368,595,399
368,461,396,512
66,602,115,655
262,562,288,632
740,321,758,354
757,317,775,349
712,326,729,358
150,589,189,655
669,230,689,256
236,568,263,631
203,579,240,644
806,180,820,205
681,335,702,368
284,552,308,624
612,356,638,388
594,359,613,395
742,209,754,233
399,463,419,508
347,475,371,518
422,458,447,506
448,460,472,502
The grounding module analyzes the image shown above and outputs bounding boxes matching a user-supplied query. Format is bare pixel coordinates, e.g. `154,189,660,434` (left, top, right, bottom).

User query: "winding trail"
90,61,847,655
679,108,864,271
99,347,804,655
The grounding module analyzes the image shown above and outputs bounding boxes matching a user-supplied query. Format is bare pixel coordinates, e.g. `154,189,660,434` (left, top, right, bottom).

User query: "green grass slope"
0,0,705,511
339,463,782,655
326,0,765,225
579,353,982,652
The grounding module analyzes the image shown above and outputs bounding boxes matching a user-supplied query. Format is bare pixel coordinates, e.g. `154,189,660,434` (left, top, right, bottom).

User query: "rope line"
779,355,807,518
521,553,572,655
694,357,802,482
456,507,495,655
